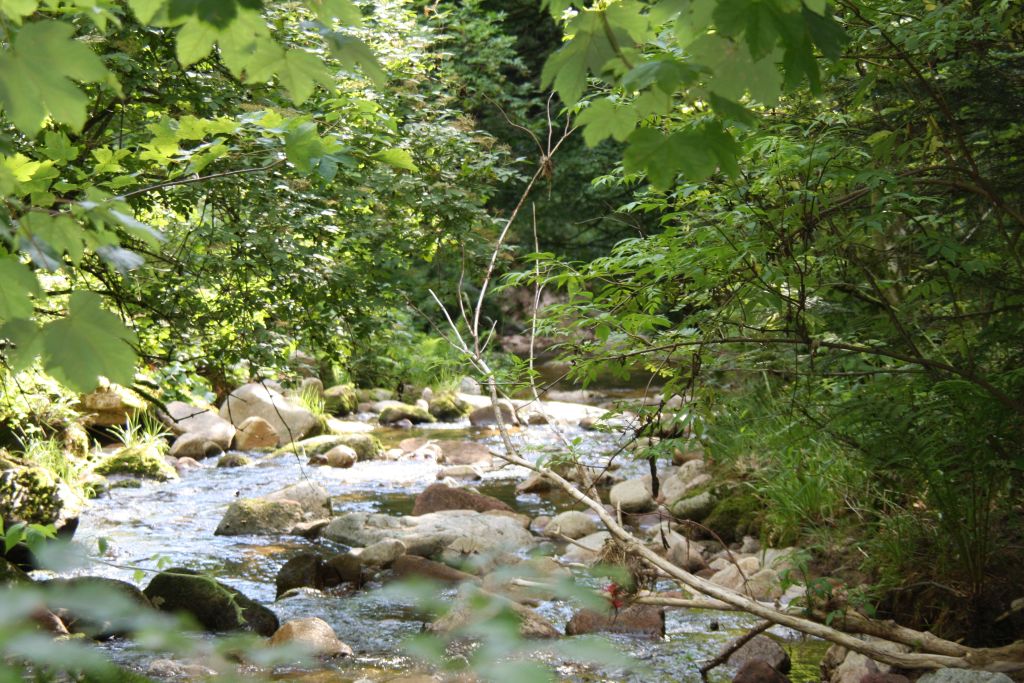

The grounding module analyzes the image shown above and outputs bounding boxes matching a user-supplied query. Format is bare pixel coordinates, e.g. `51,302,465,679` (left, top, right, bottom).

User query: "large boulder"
378,403,435,425
215,499,306,536
234,416,278,451
78,383,144,427
704,494,763,543
269,618,352,657
168,432,224,460
144,568,278,636
323,510,535,557
391,555,479,585
427,392,471,421
609,478,655,513
265,481,332,517
437,441,493,467
275,552,362,597
565,604,665,638
726,634,791,673
670,490,717,521
323,384,358,416
93,445,177,481
219,383,317,446
411,483,513,516
543,510,598,540
468,400,519,427
734,661,791,683
159,401,235,452
44,576,152,639
0,466,82,529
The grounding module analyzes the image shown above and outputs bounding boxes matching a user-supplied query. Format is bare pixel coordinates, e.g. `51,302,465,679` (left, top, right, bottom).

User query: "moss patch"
703,492,763,543
94,445,178,481
0,466,63,525
379,404,435,425
271,433,383,461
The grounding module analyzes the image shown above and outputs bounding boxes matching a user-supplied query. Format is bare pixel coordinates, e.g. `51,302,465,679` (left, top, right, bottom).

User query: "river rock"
744,568,784,600
0,557,31,585
0,466,82,530
437,465,483,480
821,636,912,683
379,403,435,425
144,568,278,636
146,660,217,679
428,392,470,421
220,383,317,446
44,576,152,639
94,445,178,481
734,660,791,683
270,617,352,657
299,377,324,397
671,490,717,521
666,532,707,572
323,510,535,557
438,441,492,467
160,400,235,451
709,556,761,591
169,432,224,460
543,510,598,540
562,531,611,564
216,453,251,468
324,445,357,468
234,416,278,450
215,498,305,536
468,400,518,427
428,589,559,638
276,553,328,597
565,604,665,638
78,382,145,426
323,384,358,416
726,634,791,673
609,478,655,513
359,539,406,568
917,671,1014,683
411,483,512,516
265,481,332,517
325,553,363,585
481,556,572,603
392,555,479,585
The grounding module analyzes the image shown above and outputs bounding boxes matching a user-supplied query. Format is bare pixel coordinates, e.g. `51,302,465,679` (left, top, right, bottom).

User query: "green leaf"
576,98,637,146
623,128,679,189
176,16,219,66
0,0,38,24
372,148,419,172
127,0,164,24
40,291,138,392
0,255,40,322
0,21,110,133
803,6,847,60
42,131,79,162
325,33,386,87
804,0,827,15
285,122,324,173
278,49,333,104
19,212,85,264
0,318,42,371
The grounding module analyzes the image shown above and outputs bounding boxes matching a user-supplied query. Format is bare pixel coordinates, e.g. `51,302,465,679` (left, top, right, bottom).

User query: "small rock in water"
215,499,305,536
391,555,479,585
276,553,328,598
147,659,217,679
393,419,413,429
174,457,203,473
437,465,483,480
216,453,251,468
543,510,598,540
269,617,352,657
359,539,406,568
234,416,278,450
144,568,278,636
324,444,357,468
411,482,513,516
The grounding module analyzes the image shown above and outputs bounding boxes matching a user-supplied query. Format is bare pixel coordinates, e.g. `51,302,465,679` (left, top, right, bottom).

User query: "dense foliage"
523,0,1023,641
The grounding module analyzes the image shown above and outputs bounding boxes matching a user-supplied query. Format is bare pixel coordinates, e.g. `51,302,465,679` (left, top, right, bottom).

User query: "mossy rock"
143,567,278,636
428,392,471,421
703,493,763,543
323,384,358,416
94,445,178,481
333,433,383,460
0,466,64,525
379,404,435,425
214,498,305,536
216,453,252,468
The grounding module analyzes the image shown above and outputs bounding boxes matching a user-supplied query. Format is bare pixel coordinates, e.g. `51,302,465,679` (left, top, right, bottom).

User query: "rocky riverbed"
5,380,842,681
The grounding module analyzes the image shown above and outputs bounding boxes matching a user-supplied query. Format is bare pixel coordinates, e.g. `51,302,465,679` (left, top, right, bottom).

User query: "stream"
61,397,829,682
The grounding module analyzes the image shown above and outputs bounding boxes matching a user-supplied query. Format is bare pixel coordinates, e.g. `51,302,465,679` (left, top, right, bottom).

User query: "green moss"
94,445,178,481
271,433,383,461
379,404,435,425
323,383,358,416
0,466,63,525
334,433,383,460
703,492,763,543
356,387,394,402
428,392,470,421
217,453,252,468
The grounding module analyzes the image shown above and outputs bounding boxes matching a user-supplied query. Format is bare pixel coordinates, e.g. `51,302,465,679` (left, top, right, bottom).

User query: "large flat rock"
322,510,535,557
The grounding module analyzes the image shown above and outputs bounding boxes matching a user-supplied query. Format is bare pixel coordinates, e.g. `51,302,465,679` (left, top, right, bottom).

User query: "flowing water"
61,403,828,682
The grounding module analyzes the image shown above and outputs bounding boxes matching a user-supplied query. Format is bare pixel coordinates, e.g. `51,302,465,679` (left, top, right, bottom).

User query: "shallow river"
66,408,828,682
